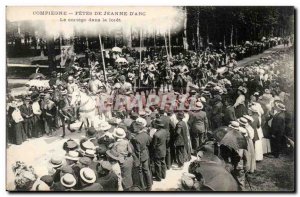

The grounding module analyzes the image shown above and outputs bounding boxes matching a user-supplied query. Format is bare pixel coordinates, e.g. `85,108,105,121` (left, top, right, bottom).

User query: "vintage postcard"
6,6,295,192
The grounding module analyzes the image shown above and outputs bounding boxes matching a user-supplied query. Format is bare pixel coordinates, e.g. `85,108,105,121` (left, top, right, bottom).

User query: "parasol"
112,47,122,53
115,58,128,64
212,126,247,150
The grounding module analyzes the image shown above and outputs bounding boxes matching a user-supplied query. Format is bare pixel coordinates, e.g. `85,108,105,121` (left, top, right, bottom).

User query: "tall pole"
168,27,172,57
59,34,63,78
230,25,233,46
164,32,170,63
138,29,143,89
99,33,107,83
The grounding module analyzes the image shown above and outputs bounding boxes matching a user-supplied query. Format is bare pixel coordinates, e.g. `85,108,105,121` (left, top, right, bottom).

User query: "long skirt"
32,115,42,137
12,122,27,145
262,138,272,154
246,138,256,173
254,128,264,161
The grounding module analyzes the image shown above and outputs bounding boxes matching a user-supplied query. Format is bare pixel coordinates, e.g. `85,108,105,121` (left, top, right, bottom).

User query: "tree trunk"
183,7,189,51
197,9,200,50
230,25,233,46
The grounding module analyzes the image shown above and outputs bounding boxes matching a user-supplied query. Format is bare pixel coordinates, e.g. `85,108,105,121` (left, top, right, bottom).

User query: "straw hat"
83,149,96,158
106,149,123,162
80,168,96,184
238,117,248,126
113,128,126,139
98,121,112,131
136,117,147,128
249,105,259,113
60,173,77,188
49,155,63,168
274,102,286,111
65,151,79,161
82,140,96,150
229,121,240,130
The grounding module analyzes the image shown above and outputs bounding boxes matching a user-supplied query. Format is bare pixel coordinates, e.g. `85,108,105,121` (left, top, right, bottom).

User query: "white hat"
136,117,147,127
60,173,77,188
113,128,126,139
98,121,112,131
194,102,203,110
229,121,240,130
65,151,79,161
82,140,96,150
80,168,96,184
200,97,206,103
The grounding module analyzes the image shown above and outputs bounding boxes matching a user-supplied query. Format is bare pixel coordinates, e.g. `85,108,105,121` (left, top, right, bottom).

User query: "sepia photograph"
5,6,295,192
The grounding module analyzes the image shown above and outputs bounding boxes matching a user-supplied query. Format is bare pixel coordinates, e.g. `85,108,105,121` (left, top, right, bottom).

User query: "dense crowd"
7,36,294,191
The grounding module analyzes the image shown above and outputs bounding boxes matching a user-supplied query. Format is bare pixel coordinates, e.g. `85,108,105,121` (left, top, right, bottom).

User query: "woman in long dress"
248,105,264,161
233,86,248,118
10,100,27,145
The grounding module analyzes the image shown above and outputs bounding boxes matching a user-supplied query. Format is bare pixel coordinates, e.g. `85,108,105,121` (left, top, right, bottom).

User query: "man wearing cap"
20,96,34,138
151,119,169,181
130,118,152,191
269,102,286,158
188,102,208,153
96,160,118,191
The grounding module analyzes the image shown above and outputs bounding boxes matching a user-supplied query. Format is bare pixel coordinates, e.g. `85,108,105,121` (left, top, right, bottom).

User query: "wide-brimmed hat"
243,115,254,123
82,140,96,150
64,139,79,151
49,155,63,168
238,117,248,126
113,128,126,139
274,102,286,111
98,121,112,131
31,180,50,191
136,117,147,128
83,149,96,158
60,173,77,188
80,168,96,184
60,89,68,95
229,121,240,130
106,149,123,162
65,151,79,161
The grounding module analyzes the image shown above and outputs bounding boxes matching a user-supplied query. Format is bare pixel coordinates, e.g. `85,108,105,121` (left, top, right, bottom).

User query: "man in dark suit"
211,94,224,130
223,98,237,126
151,119,169,181
270,103,286,158
188,102,208,153
19,97,33,138
131,120,152,190
174,112,189,169
158,109,172,169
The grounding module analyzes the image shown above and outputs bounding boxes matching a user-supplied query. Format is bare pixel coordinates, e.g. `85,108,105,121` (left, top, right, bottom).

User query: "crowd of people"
7,36,294,191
